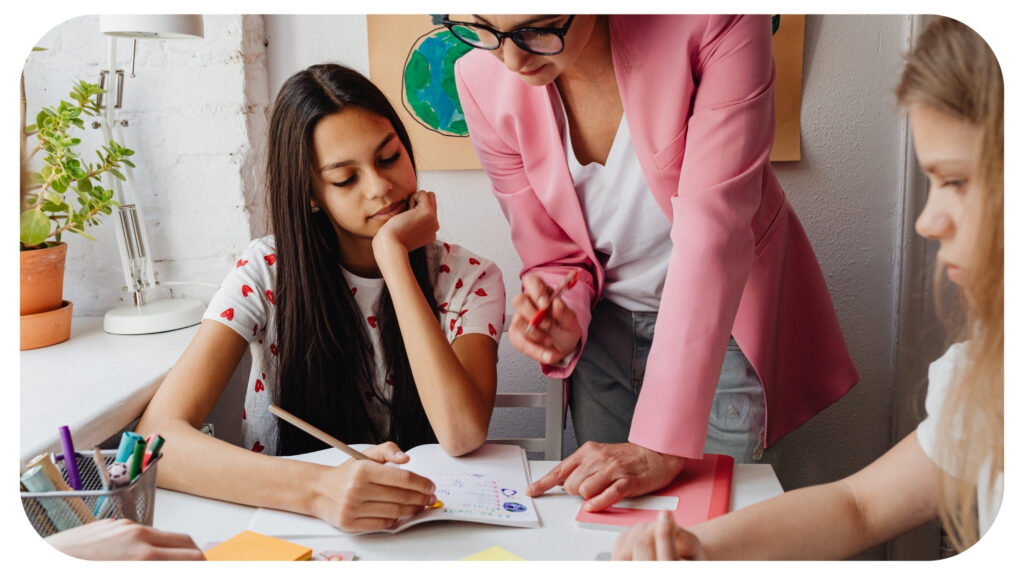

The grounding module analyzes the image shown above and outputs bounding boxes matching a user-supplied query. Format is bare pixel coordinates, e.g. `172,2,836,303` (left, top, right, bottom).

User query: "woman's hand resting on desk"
510,274,582,365
612,510,707,560
45,518,205,560
310,442,438,533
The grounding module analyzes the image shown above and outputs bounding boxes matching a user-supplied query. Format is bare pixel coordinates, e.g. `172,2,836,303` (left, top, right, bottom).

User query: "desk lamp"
97,15,206,335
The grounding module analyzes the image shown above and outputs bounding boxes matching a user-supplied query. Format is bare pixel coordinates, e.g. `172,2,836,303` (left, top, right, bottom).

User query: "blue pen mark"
503,502,527,513
501,488,517,497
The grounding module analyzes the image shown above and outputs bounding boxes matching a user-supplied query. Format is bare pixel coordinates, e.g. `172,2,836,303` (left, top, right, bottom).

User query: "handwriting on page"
432,473,533,520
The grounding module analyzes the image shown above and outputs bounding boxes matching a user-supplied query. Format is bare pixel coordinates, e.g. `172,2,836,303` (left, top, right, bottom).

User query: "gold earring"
311,205,320,213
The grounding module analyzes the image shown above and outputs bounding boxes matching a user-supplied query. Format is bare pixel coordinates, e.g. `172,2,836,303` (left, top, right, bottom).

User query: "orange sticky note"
204,530,312,561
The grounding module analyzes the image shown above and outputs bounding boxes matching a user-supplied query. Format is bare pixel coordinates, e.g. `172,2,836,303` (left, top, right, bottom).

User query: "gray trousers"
568,299,767,463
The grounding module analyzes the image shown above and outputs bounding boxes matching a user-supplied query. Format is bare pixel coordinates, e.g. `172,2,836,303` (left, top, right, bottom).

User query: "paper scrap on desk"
611,495,678,511
460,546,524,561
203,530,312,561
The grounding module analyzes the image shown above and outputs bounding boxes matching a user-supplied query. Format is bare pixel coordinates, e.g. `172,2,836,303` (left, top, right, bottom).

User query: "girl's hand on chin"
374,190,439,254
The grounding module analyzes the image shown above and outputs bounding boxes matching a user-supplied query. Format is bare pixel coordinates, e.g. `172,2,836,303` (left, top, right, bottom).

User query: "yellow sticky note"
204,530,312,561
460,546,524,561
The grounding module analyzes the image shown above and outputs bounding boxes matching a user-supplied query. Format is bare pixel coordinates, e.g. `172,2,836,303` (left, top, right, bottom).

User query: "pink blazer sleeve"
455,63,597,378
628,16,777,458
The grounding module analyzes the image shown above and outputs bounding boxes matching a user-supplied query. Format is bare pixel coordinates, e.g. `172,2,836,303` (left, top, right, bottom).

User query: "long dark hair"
266,64,438,455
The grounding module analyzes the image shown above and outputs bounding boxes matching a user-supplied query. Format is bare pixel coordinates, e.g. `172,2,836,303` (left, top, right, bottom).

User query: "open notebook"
248,443,540,536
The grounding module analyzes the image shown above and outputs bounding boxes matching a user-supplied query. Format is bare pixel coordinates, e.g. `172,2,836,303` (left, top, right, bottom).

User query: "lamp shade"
99,15,204,39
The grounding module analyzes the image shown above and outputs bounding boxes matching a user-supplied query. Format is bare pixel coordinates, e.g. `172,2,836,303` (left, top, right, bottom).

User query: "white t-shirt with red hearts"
202,236,506,455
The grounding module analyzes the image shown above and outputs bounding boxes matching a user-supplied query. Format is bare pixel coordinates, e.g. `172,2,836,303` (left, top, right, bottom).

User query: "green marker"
128,438,146,481
142,434,164,470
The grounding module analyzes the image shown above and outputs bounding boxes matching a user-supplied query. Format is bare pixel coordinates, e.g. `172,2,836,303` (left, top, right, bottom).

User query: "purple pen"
59,425,84,490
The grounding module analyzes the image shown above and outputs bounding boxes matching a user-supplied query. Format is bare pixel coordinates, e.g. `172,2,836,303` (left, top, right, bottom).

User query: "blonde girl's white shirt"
915,343,1003,537
202,236,506,455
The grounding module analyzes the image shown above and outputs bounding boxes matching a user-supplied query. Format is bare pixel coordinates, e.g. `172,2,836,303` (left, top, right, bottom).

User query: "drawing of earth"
403,28,473,136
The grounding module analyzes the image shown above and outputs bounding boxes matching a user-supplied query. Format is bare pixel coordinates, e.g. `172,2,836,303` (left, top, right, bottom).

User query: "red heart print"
481,271,487,277
262,372,266,379
489,323,497,336
258,339,263,344
474,288,488,297
439,302,449,313
469,257,480,265
385,379,394,386
242,284,253,298
242,407,246,420
367,316,377,328
252,441,264,453
254,379,265,392
443,242,450,253
236,259,248,268
264,254,277,266
266,289,275,304
455,278,463,289
456,326,464,336
220,308,234,321
450,318,457,331
252,323,258,337
270,343,278,355
459,309,469,317
351,287,357,296
440,264,451,273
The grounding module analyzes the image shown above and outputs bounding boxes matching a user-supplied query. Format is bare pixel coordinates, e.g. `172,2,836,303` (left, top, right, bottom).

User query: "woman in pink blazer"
452,14,859,511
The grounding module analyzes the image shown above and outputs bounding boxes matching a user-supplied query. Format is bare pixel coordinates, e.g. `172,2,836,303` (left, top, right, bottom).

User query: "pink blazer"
455,15,859,459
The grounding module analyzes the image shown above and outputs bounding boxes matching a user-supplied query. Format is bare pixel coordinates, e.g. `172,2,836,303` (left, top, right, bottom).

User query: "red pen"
527,270,579,334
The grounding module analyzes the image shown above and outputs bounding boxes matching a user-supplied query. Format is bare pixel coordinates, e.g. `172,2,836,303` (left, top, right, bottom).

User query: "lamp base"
104,297,204,335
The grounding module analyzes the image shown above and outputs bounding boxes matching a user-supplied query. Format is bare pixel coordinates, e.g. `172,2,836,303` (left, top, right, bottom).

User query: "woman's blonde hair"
896,16,1003,552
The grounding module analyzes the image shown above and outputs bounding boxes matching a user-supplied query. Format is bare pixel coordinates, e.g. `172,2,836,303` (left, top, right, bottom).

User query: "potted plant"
20,73,133,350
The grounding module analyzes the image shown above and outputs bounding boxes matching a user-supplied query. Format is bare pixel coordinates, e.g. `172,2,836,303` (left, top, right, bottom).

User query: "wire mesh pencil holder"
21,449,161,537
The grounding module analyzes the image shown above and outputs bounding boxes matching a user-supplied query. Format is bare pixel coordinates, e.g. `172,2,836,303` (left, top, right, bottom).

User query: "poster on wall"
367,14,479,171
367,14,805,171
770,14,805,162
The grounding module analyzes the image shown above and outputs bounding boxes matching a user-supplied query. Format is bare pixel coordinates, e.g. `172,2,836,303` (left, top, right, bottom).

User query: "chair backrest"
487,315,564,461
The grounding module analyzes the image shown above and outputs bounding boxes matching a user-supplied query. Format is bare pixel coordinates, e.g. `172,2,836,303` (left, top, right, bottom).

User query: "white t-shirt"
555,91,673,312
203,236,506,455
916,343,1003,537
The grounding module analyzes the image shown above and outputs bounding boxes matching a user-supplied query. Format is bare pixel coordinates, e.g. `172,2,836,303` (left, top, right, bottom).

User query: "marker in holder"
20,449,162,537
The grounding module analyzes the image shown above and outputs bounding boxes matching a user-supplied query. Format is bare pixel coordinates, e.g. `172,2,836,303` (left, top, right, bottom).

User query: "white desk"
19,316,198,467
153,461,784,560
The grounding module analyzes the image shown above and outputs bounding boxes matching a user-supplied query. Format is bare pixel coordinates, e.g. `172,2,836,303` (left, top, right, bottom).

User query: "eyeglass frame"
441,15,576,56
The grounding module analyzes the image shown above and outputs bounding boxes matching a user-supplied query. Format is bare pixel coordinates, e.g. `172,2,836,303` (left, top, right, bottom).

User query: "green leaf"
25,123,36,133
77,177,93,194
122,159,136,168
51,177,68,194
69,167,87,180
20,209,51,246
43,190,63,204
109,168,126,181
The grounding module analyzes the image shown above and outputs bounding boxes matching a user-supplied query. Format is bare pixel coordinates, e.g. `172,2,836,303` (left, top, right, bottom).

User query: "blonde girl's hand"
612,510,708,560
310,442,438,533
374,190,439,255
508,273,582,366
44,518,205,560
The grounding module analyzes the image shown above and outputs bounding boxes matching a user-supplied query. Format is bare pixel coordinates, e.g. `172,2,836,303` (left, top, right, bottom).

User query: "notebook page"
247,443,538,536
387,443,538,532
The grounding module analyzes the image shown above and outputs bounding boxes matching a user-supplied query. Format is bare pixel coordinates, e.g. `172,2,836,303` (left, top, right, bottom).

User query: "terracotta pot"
20,242,67,316
21,300,73,351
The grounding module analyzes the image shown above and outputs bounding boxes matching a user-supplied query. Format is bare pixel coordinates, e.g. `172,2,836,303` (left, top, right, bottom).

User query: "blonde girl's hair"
896,16,1003,552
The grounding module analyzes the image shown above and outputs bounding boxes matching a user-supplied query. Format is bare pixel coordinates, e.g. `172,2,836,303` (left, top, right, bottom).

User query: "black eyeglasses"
442,15,575,56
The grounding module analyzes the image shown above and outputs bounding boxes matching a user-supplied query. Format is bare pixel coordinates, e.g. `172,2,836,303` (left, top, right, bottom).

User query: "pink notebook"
575,454,733,531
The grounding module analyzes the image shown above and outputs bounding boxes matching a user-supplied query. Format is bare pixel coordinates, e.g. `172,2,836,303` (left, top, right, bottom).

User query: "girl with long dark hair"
136,64,506,533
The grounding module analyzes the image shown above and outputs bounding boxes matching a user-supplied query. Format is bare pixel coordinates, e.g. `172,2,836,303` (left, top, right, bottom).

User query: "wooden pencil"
267,404,370,461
